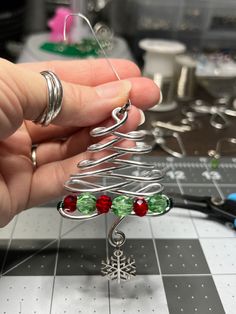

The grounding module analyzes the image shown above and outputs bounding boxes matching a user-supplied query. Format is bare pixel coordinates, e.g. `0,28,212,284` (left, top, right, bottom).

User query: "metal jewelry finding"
34,71,63,126
182,99,236,130
151,121,191,133
101,217,136,283
144,128,187,158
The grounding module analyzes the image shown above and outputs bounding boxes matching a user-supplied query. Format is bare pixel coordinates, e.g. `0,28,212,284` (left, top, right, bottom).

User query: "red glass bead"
133,197,148,217
96,195,112,214
63,195,77,212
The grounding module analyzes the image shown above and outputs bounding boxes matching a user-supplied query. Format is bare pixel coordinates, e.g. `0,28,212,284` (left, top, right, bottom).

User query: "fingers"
55,79,132,127
25,76,159,142
25,123,79,144
44,76,159,128
0,58,160,141
0,58,48,139
27,153,90,207
19,59,141,85
0,58,131,139
35,128,91,166
22,59,159,111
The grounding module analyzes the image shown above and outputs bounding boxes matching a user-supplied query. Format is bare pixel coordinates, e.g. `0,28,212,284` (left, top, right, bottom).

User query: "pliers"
172,193,236,227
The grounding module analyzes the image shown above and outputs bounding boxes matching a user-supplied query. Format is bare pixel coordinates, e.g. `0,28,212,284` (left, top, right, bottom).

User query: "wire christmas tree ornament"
57,13,172,283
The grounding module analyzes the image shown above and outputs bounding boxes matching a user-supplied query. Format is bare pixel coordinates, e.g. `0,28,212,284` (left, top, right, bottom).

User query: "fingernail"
157,90,163,105
96,80,132,99
138,109,145,126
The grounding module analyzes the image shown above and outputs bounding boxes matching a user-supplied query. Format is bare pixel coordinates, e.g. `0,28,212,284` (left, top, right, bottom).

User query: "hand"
0,58,160,227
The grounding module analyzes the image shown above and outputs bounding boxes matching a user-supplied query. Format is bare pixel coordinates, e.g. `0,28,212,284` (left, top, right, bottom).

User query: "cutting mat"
0,156,236,314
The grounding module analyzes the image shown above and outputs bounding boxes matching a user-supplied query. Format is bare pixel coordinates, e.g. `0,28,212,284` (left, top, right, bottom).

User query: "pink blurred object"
48,7,73,42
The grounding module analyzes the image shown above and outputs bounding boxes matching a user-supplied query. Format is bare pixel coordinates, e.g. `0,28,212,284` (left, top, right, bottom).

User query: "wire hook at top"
63,13,131,112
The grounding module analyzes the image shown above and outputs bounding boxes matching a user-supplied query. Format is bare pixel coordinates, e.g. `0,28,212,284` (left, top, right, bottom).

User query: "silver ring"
31,145,37,169
34,71,63,126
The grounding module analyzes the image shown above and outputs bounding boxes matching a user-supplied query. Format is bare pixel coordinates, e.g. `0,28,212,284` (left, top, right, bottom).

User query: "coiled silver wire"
58,104,169,220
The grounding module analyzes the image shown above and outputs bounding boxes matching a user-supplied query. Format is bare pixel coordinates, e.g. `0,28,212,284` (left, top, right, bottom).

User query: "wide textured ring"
34,71,63,126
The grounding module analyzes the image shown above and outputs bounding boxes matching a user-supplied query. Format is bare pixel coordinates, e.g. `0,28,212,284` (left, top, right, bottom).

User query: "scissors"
172,193,236,228
182,99,236,129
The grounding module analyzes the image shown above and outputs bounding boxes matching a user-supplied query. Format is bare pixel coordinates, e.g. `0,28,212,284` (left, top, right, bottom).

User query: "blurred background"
2,0,236,61
1,0,236,159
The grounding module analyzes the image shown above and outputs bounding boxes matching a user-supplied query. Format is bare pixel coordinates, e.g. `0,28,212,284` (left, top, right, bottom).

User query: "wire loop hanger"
64,13,131,113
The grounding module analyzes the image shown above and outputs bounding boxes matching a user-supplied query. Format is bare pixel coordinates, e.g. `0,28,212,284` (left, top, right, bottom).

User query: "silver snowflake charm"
101,248,136,284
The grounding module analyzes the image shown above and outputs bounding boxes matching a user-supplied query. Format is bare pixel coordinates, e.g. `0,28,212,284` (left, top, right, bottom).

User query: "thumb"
0,58,131,140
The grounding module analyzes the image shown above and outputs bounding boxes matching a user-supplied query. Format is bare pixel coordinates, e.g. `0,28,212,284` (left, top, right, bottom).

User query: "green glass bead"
148,194,169,213
112,195,133,217
77,192,96,214
211,157,220,170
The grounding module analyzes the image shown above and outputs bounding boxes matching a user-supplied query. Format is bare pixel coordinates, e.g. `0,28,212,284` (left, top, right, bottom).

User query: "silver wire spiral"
58,103,170,220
